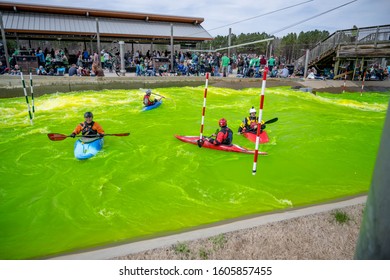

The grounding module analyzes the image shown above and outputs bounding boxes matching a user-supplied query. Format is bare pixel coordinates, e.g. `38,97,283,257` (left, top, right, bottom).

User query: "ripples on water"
0,86,388,259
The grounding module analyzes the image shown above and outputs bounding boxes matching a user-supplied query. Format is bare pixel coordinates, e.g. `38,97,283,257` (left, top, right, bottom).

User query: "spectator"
37,65,47,75
278,65,289,78
91,63,104,77
68,64,78,76
221,53,230,77
213,53,220,76
268,56,275,71
36,50,45,67
260,55,267,68
0,61,7,74
10,64,21,75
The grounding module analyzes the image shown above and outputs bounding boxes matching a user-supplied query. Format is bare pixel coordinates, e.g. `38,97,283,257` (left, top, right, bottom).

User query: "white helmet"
146,89,151,95
249,107,256,114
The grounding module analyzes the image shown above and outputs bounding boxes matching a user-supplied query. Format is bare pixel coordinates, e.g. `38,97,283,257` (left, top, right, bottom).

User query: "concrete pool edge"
49,195,367,260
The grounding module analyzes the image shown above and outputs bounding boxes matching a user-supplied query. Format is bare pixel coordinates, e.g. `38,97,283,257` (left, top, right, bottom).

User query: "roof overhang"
0,1,213,43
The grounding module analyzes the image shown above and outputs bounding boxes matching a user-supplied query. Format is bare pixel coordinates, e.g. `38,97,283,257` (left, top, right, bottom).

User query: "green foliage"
173,242,190,255
198,248,209,260
210,234,227,249
333,210,350,224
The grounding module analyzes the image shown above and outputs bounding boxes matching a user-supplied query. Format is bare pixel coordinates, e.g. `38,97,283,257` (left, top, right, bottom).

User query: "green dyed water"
0,86,388,259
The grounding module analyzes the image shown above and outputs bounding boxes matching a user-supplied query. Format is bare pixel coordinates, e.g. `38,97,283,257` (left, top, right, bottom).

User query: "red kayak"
175,135,267,155
242,130,269,143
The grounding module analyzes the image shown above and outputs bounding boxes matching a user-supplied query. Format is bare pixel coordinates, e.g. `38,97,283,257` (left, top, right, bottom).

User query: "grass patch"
173,242,190,255
198,248,209,260
210,234,227,250
333,210,350,224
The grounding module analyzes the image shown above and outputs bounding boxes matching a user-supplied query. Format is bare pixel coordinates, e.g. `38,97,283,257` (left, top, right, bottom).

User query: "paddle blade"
47,133,68,141
264,117,278,125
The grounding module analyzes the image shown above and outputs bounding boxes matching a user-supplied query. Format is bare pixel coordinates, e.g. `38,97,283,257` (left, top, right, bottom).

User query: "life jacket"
143,94,155,106
81,121,97,136
216,126,233,145
239,116,257,132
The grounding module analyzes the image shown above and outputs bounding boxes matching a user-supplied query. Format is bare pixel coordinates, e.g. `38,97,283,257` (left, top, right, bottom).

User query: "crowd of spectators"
1,45,388,82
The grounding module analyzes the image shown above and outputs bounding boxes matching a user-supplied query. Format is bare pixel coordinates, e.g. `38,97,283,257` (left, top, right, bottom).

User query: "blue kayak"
74,138,104,160
142,99,162,111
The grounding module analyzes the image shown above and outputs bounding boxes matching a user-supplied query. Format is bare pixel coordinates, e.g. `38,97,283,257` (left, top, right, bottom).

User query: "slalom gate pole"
360,71,366,96
342,70,347,93
199,72,210,140
252,67,268,175
21,73,33,125
29,72,35,119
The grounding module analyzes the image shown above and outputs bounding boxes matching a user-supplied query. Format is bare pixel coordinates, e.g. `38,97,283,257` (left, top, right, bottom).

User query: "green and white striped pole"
21,73,33,125
29,72,35,119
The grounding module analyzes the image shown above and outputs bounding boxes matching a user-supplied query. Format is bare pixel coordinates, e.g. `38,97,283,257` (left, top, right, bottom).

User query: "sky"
14,0,390,37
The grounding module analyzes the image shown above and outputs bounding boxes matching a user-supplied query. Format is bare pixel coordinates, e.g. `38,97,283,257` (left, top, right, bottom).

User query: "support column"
0,12,10,69
228,28,231,58
333,59,340,78
352,57,358,80
170,24,174,73
303,49,310,79
119,41,125,76
96,18,101,67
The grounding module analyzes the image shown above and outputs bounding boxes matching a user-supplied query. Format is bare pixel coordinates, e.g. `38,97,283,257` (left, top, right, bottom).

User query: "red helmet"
218,118,227,127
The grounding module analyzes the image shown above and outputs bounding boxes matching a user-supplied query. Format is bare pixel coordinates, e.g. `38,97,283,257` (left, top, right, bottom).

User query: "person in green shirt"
221,53,230,77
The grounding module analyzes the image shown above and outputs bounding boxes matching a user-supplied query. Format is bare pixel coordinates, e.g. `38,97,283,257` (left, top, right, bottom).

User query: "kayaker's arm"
93,122,105,134
72,124,83,136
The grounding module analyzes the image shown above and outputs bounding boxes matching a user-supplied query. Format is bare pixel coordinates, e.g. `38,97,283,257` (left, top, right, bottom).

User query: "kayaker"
207,118,233,145
70,112,105,140
238,107,265,134
143,89,161,106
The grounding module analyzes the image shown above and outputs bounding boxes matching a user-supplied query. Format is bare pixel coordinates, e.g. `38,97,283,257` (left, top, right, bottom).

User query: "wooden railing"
294,24,390,69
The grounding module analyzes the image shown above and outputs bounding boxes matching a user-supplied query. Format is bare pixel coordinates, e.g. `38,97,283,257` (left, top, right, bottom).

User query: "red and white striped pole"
199,72,210,141
360,70,366,96
252,67,268,175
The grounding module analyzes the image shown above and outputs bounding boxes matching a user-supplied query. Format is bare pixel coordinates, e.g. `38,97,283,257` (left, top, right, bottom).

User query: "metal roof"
0,2,213,42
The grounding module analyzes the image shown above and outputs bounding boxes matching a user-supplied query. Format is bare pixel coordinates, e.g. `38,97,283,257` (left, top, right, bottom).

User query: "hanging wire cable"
270,0,357,35
187,0,313,37
208,0,357,52
207,0,314,33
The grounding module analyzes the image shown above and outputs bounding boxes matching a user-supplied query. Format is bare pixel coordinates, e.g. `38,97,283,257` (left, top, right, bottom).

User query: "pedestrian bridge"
295,25,390,79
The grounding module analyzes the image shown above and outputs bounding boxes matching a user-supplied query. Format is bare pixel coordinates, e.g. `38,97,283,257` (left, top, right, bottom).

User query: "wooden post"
334,59,340,78
303,49,309,78
374,26,379,47
352,57,358,80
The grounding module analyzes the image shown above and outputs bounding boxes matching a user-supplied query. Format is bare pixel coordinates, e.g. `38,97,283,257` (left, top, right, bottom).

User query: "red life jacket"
143,94,154,106
215,126,233,145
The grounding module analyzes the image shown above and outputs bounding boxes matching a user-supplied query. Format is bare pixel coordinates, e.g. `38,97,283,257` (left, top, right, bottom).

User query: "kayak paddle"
139,88,168,99
47,133,130,141
264,117,278,125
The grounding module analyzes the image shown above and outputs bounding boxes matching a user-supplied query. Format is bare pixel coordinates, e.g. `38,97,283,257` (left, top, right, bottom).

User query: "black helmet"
84,112,93,118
